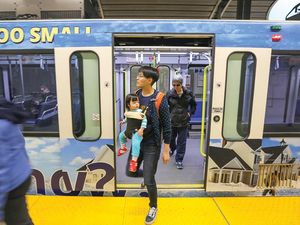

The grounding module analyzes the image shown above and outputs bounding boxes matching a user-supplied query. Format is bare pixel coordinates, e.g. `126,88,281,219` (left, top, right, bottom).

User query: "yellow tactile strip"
27,195,300,225
27,196,227,225
214,196,300,225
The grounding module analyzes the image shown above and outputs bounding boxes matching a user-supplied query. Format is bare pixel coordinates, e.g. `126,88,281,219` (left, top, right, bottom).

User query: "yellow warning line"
117,183,204,189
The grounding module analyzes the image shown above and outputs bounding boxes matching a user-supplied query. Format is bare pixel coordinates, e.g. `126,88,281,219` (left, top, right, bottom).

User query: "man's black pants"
5,176,34,225
126,145,161,208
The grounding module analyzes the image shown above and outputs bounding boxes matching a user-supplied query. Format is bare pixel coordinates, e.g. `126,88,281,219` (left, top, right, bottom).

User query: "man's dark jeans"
126,145,161,208
5,175,34,225
170,126,188,162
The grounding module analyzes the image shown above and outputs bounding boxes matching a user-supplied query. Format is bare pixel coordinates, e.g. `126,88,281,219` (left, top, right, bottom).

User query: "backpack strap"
155,92,165,115
136,89,164,115
135,89,142,95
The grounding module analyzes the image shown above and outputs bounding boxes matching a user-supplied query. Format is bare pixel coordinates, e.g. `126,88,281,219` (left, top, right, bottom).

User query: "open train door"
54,47,115,193
206,47,272,192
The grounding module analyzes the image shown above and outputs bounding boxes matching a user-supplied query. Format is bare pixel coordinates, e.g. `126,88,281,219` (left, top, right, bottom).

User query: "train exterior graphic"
0,19,300,196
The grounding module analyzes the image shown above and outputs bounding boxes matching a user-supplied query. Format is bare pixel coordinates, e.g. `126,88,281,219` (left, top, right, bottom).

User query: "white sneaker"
176,161,183,169
145,207,158,224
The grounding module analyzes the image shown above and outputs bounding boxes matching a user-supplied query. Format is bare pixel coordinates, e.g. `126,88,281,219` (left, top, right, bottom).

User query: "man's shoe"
176,161,183,169
145,207,158,225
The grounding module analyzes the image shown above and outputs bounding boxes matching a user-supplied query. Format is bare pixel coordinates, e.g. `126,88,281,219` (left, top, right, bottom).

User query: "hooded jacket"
166,87,197,127
0,100,32,220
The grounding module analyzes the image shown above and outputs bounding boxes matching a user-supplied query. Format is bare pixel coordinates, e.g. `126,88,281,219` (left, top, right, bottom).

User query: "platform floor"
27,195,300,225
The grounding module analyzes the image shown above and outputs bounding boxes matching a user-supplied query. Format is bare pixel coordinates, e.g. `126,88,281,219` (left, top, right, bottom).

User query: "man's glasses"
172,84,181,87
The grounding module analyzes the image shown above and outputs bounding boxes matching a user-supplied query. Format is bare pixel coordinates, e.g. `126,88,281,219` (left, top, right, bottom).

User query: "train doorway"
113,35,213,189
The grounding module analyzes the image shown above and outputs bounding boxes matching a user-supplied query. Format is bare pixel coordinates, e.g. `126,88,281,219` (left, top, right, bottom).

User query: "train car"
0,19,299,196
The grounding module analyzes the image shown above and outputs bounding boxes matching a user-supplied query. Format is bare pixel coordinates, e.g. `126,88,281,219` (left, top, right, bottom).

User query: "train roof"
0,19,299,50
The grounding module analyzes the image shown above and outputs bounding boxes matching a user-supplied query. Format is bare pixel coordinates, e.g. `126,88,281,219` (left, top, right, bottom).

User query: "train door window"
223,52,256,141
0,54,58,135
157,65,170,93
129,65,139,93
264,55,300,134
70,51,101,141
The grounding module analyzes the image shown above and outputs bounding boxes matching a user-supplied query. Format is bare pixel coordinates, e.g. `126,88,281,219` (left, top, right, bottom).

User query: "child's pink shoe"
117,147,127,156
129,159,138,172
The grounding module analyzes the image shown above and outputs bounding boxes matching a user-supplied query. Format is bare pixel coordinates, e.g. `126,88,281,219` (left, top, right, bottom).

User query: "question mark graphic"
87,162,114,189
51,170,87,195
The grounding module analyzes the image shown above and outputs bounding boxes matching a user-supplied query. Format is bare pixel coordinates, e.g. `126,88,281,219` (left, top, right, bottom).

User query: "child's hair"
125,93,139,110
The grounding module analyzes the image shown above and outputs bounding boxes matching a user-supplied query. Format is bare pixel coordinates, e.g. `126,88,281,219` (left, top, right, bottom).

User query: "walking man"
126,66,171,224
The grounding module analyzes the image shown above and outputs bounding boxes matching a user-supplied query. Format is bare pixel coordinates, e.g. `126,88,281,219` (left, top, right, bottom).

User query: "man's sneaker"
129,159,138,172
176,161,183,169
145,207,158,225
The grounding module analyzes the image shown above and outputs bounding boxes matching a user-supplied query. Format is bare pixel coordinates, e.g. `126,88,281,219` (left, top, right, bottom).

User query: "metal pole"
19,56,25,99
236,0,252,19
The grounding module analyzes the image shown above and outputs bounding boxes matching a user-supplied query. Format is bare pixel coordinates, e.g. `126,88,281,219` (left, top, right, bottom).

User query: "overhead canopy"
98,0,277,20
0,0,278,20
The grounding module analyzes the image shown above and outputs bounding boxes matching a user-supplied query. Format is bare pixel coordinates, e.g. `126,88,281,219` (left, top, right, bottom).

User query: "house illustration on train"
207,139,300,191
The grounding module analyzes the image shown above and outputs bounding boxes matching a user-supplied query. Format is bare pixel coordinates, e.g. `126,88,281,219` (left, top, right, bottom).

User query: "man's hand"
0,221,7,225
162,144,170,164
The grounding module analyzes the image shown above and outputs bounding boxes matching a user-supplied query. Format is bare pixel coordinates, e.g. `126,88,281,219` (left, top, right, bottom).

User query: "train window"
130,65,170,93
157,66,170,93
0,68,4,99
70,51,101,141
223,52,256,141
264,55,300,135
0,54,58,136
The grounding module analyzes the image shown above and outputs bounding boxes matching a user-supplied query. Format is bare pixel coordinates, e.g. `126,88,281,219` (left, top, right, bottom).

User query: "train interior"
113,35,213,188
0,53,59,135
264,53,300,134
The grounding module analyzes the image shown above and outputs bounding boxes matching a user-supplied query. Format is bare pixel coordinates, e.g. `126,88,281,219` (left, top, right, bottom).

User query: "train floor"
27,195,300,225
116,136,205,187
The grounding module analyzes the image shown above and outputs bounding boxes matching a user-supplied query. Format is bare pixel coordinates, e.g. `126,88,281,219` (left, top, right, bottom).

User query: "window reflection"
0,54,58,135
264,55,300,134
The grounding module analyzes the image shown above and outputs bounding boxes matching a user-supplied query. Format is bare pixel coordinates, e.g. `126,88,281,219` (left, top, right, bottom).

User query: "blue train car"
0,19,299,196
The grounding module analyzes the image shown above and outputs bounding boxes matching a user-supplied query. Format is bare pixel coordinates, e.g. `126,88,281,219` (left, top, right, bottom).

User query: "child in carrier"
117,93,147,172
